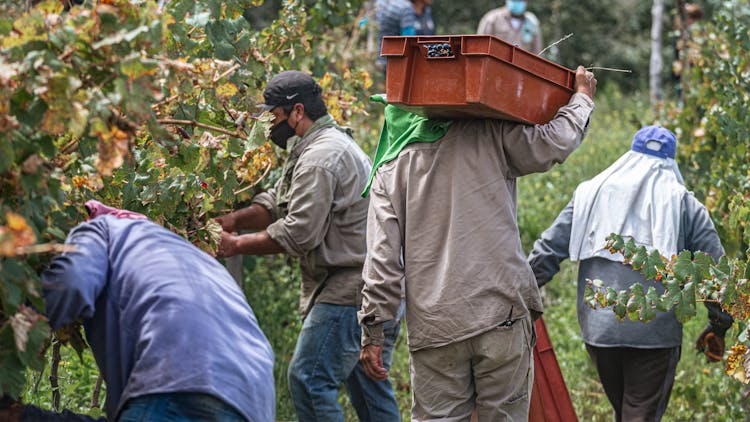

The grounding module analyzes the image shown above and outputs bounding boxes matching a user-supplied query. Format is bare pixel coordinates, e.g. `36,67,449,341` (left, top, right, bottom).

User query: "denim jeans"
118,392,245,422
288,302,403,422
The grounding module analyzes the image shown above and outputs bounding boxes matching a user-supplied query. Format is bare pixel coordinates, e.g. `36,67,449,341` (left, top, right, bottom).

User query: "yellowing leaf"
0,229,15,256
9,305,44,353
319,72,333,90
95,126,131,176
2,11,47,48
6,212,29,232
41,102,89,137
2,212,36,254
41,107,66,134
72,175,88,189
358,69,373,90
204,219,223,256
121,56,158,80
216,82,238,99
69,102,89,138
37,0,64,14
726,344,749,383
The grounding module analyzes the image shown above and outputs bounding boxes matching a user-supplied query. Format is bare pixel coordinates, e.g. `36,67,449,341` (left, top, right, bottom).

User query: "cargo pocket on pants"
504,317,534,406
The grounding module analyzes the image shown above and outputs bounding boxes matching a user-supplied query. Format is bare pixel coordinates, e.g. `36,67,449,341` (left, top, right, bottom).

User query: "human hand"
574,65,597,100
360,344,388,381
696,326,725,363
215,214,236,233
216,231,238,258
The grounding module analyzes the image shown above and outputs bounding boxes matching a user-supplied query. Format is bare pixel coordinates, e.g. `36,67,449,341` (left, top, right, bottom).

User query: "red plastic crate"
529,317,578,422
382,35,576,125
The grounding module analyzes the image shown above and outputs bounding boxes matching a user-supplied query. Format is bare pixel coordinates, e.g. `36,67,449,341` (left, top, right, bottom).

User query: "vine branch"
14,243,76,256
157,119,242,138
539,33,573,56
90,373,103,409
213,63,241,83
50,340,61,412
234,161,273,196
585,66,633,73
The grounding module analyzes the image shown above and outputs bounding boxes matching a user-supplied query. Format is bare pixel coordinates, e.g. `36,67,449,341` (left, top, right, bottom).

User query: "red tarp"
529,317,578,422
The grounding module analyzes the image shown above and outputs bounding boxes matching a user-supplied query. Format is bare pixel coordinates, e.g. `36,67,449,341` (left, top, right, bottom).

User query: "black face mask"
269,119,296,149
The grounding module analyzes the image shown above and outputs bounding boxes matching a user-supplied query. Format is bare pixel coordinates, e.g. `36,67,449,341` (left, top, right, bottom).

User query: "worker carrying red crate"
357,44,596,419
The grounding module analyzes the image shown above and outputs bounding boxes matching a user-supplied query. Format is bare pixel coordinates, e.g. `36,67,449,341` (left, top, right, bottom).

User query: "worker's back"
42,216,275,421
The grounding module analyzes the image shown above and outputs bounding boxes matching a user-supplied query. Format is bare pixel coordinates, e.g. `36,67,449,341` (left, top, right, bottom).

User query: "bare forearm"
223,231,285,256
220,204,274,232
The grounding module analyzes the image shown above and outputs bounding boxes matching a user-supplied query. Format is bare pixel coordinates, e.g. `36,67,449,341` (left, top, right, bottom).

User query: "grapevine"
0,0,373,402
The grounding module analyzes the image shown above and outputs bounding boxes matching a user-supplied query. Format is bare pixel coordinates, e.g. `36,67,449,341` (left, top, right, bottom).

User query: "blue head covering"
631,125,677,159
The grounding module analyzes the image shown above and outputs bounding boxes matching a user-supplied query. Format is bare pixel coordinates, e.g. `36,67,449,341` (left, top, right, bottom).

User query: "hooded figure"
569,126,685,262
528,126,733,422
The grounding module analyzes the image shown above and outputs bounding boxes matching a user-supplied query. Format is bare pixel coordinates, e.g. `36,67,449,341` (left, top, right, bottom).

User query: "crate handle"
381,37,409,57
420,42,456,59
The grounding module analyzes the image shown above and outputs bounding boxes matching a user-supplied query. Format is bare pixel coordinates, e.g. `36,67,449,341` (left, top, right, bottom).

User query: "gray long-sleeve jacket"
528,194,733,348
359,93,594,351
252,117,372,318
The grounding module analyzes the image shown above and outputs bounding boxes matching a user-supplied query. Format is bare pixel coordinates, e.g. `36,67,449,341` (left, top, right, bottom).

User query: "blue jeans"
288,302,403,422
118,392,244,421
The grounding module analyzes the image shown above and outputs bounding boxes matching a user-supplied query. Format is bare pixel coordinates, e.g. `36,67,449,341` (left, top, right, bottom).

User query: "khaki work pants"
410,316,535,422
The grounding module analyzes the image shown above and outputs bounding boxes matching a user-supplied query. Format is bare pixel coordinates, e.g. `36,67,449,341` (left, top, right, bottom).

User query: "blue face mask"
507,0,527,16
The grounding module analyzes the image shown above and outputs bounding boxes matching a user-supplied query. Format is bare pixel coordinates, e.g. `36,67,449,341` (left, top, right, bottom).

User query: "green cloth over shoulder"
362,95,452,196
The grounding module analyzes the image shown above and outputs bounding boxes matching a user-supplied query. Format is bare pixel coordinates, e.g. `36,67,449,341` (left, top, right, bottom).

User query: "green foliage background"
3,0,750,420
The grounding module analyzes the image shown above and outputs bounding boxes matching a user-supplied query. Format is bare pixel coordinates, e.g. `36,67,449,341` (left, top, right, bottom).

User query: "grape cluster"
426,43,453,58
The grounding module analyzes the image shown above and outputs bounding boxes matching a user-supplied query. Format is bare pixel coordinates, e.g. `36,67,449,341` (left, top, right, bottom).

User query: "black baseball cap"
258,71,323,111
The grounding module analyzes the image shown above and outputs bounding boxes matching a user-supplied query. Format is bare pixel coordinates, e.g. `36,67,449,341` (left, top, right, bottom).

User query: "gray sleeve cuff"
570,92,595,108
569,93,595,133
361,323,385,347
265,220,303,257
251,191,279,221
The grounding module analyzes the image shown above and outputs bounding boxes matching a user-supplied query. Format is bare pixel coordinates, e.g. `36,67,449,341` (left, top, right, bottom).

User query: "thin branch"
90,373,103,409
251,48,266,64
213,63,241,83
343,6,369,60
157,119,242,138
697,298,722,304
151,94,180,111
33,359,46,393
61,138,79,155
187,25,200,38
108,106,139,133
57,46,76,61
97,73,117,91
234,162,273,196
50,340,61,412
223,103,237,122
13,243,76,256
539,33,573,56
585,66,633,73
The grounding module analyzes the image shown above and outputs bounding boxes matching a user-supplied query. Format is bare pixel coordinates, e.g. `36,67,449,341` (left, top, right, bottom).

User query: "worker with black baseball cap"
258,70,328,149
216,70,403,421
